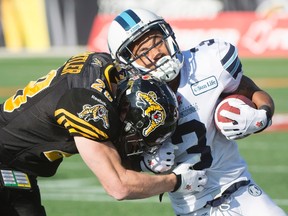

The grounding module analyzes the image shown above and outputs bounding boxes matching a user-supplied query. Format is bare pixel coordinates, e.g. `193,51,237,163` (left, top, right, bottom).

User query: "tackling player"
107,8,287,216
0,52,206,216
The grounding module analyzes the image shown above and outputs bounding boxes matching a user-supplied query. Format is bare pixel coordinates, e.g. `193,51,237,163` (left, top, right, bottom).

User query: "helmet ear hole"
135,120,144,129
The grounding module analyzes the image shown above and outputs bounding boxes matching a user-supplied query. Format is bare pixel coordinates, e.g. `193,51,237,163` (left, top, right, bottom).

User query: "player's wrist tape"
255,105,272,133
259,105,273,122
171,173,181,192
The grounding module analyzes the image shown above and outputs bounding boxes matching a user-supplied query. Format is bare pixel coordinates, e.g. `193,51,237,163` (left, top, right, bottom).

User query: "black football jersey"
0,52,122,177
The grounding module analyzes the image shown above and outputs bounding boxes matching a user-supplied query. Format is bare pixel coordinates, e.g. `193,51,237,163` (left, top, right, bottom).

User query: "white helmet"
107,8,183,82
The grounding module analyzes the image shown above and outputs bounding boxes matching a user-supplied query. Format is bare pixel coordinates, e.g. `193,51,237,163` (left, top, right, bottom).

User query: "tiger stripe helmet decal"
136,91,166,137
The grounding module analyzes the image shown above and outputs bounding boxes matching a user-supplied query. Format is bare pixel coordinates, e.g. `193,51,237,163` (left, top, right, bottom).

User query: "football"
214,94,256,129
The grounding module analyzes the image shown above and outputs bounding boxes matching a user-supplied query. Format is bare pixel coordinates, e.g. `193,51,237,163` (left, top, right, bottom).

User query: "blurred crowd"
0,0,287,52
0,0,98,51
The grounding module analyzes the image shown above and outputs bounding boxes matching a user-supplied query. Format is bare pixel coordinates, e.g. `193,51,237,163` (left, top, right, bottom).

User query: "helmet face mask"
122,121,161,156
117,75,179,157
108,9,183,82
116,21,171,63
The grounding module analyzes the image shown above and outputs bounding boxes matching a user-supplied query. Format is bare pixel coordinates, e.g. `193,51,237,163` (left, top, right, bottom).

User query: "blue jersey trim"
221,45,242,79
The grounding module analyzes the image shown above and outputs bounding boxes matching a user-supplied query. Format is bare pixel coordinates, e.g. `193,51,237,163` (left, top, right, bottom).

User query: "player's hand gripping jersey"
168,39,251,213
0,52,122,177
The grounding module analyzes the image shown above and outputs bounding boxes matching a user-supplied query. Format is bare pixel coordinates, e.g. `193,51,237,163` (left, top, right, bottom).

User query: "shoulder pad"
55,88,121,141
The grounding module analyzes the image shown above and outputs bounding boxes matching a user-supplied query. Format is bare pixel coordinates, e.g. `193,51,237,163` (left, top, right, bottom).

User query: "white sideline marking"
249,165,288,173
39,178,288,206
39,178,160,203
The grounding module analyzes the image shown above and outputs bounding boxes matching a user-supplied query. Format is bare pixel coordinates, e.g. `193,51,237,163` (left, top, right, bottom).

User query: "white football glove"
171,163,207,195
217,100,271,140
140,142,177,173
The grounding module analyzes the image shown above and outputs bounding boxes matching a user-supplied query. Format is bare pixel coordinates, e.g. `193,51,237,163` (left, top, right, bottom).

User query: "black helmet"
117,75,179,157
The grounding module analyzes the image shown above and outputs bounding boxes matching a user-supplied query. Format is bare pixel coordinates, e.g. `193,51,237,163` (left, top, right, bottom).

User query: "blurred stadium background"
0,0,287,215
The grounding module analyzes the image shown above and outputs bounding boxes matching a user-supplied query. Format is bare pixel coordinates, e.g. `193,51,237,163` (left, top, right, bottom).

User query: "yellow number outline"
4,70,57,113
91,79,113,102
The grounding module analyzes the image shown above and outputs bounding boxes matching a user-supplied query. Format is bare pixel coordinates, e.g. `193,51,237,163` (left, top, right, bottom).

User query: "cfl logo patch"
248,184,262,197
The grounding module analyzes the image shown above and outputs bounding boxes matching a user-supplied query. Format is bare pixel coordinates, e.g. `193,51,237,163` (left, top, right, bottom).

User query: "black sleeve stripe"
221,44,235,65
55,109,109,140
220,44,242,79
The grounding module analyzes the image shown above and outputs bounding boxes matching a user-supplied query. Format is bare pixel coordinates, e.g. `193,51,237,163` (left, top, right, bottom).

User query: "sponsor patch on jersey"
78,104,109,129
176,94,199,118
91,94,107,106
248,184,262,197
191,76,218,96
179,104,199,118
136,91,166,137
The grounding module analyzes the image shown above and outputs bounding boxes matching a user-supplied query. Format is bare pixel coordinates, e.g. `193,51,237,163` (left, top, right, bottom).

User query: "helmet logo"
78,104,109,129
136,91,166,137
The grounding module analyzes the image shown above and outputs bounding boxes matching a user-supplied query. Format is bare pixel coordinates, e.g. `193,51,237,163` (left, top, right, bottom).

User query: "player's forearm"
75,137,177,200
236,75,275,114
115,170,176,200
252,90,275,115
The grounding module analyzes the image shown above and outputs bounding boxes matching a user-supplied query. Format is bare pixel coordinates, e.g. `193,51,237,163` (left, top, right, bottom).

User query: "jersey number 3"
171,119,213,170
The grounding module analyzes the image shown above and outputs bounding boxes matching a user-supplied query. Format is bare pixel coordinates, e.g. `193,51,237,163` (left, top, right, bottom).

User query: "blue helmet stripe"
125,9,141,23
115,9,141,31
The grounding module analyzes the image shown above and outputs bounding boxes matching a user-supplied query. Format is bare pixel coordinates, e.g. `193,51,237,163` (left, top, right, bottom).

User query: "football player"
107,9,287,216
0,52,206,216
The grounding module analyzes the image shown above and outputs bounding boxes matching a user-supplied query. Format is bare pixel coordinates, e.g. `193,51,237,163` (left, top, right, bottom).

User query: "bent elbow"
105,186,131,201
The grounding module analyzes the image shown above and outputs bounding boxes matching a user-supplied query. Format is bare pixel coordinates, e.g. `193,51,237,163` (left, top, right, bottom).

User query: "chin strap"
159,193,165,202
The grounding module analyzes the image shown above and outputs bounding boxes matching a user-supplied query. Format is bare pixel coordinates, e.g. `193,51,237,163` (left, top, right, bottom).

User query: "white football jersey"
168,39,251,214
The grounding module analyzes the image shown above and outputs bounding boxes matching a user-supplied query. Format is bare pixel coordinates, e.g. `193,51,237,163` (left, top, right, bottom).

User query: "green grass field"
0,57,287,215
